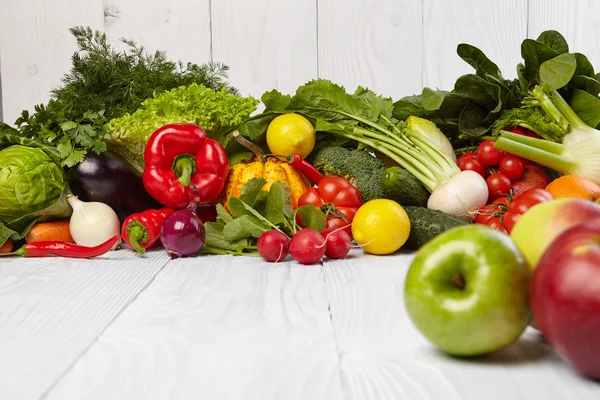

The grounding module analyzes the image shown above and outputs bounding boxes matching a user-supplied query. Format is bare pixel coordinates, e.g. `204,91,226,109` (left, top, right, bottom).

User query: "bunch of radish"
257,227,351,265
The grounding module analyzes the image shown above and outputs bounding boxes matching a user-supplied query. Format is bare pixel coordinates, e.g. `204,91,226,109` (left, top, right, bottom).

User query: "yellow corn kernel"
280,163,310,209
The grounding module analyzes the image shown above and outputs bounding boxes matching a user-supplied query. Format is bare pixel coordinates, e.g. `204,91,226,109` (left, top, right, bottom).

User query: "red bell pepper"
298,177,363,238
142,123,229,209
122,207,175,254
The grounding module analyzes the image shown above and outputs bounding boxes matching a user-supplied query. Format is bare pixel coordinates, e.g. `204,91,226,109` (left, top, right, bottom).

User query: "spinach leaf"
574,53,595,77
569,89,600,128
422,88,450,111
536,30,569,54
521,39,560,84
458,101,491,137
539,53,577,89
572,75,600,97
456,43,503,80
454,75,502,111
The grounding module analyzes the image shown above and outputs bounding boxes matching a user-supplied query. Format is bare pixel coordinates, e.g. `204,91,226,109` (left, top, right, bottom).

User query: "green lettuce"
0,144,72,247
107,83,259,174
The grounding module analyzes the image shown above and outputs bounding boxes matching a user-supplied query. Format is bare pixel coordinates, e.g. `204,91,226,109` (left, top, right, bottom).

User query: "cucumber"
402,206,469,250
381,166,429,207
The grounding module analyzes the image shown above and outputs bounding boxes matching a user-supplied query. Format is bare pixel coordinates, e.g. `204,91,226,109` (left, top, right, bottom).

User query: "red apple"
531,218,600,380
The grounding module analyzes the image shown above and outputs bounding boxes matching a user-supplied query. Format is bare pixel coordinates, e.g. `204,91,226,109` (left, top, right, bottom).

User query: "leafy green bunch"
11,26,238,168
203,178,326,256
393,30,600,144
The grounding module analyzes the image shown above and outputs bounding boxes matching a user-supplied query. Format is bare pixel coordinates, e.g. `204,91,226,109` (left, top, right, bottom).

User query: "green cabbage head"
0,145,72,245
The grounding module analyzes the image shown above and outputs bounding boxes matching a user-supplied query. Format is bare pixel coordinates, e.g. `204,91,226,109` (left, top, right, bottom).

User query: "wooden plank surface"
422,0,527,90
0,250,169,400
211,0,318,98
528,0,600,67
103,0,212,64
0,0,104,125
317,0,423,99
45,254,345,400
323,253,600,400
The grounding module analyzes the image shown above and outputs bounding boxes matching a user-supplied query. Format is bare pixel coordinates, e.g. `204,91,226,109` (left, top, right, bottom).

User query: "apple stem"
451,273,466,290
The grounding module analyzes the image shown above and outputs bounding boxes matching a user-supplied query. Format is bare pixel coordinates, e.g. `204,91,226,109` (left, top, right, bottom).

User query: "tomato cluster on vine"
457,140,530,202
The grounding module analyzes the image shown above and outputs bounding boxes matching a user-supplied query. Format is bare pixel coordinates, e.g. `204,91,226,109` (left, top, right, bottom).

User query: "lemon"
266,113,316,159
352,199,411,255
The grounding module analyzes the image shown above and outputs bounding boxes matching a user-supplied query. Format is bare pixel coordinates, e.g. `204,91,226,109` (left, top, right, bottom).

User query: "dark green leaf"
458,101,490,137
392,95,427,120
295,205,327,232
574,53,595,77
539,53,577,90
454,74,502,111
569,89,600,128
239,177,267,208
456,43,503,79
521,39,560,82
536,30,569,54
571,75,600,97
421,88,449,111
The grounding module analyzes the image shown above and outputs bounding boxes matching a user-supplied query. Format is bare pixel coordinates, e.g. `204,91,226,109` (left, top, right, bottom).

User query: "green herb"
392,30,600,144
12,26,239,168
201,178,326,256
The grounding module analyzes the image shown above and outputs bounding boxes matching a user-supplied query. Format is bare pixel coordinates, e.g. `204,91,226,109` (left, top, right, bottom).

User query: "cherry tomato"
509,188,554,215
486,173,512,200
499,154,525,180
458,157,486,178
477,140,505,166
507,126,543,139
457,152,479,166
502,211,522,233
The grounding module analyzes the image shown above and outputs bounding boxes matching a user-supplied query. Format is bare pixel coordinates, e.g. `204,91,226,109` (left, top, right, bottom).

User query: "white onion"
67,195,120,246
427,170,489,221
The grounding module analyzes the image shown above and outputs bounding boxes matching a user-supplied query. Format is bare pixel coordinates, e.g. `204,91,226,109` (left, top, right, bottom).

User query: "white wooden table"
1,248,599,400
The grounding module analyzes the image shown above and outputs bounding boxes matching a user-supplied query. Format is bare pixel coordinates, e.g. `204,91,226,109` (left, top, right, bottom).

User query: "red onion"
160,185,205,258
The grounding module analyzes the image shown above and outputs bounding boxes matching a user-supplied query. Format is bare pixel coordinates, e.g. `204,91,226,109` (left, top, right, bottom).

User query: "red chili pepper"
10,235,122,258
122,207,174,254
142,123,230,209
271,154,325,184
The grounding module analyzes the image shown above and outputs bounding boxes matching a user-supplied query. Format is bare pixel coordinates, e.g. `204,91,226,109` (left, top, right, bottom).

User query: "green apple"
404,224,531,357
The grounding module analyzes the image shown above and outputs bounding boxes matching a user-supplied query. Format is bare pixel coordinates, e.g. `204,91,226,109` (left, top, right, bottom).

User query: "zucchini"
381,166,429,207
402,206,469,250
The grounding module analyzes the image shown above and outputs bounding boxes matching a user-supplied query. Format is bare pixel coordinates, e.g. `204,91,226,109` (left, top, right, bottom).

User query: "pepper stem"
233,131,267,163
173,154,197,187
126,224,147,254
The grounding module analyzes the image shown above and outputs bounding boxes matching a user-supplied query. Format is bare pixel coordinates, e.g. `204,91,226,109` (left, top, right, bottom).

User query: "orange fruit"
545,175,600,201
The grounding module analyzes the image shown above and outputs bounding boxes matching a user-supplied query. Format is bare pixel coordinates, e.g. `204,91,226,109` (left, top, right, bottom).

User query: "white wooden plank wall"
1,1,600,123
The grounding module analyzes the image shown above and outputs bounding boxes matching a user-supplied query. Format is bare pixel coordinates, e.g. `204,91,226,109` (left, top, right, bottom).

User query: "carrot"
0,240,13,254
25,220,74,243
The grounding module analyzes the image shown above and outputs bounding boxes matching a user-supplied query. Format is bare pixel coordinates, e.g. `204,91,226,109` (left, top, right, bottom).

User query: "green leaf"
262,90,291,112
537,30,569,54
421,88,449,111
516,63,529,91
240,177,267,207
569,89,600,128
454,74,502,111
574,53,595,77
458,101,490,137
56,139,73,159
60,121,78,132
228,151,254,166
204,221,246,251
216,203,233,224
540,53,577,90
62,148,87,168
521,39,560,82
456,43,503,79
571,75,600,97
228,196,251,218
222,215,268,241
265,182,290,225
295,205,327,232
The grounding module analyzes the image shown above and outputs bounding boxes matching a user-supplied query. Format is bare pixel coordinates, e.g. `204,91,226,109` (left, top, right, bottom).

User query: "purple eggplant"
68,152,161,223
